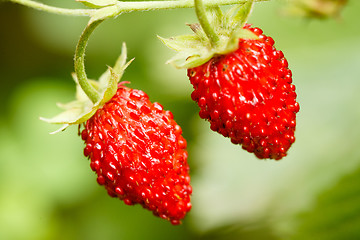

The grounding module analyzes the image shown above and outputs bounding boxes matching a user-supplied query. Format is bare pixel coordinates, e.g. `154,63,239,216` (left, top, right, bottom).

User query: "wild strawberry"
187,24,299,160
41,44,191,224
81,83,192,225
161,3,299,159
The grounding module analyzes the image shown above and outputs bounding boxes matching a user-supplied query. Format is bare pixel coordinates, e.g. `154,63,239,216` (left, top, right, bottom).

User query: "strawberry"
81,83,192,225
187,24,299,160
41,44,191,224
160,3,299,159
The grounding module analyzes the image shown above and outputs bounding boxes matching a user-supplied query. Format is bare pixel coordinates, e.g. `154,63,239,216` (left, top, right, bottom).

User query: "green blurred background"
1,0,360,239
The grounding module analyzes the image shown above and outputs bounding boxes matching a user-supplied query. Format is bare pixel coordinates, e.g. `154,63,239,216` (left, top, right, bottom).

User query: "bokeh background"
1,0,360,239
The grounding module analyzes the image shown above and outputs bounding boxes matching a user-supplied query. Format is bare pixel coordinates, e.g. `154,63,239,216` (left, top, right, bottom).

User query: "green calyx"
40,43,133,134
159,1,258,69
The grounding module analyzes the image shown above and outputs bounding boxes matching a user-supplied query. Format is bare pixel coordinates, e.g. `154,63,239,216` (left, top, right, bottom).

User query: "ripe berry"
81,83,192,224
187,24,299,160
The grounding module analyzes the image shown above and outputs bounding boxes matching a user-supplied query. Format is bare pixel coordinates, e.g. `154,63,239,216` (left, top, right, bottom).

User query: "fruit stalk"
74,20,103,104
9,0,267,17
194,0,220,47
9,0,94,16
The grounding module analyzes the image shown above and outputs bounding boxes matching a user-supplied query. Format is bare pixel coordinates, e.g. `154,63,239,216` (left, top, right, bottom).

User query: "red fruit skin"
187,24,300,160
81,84,192,225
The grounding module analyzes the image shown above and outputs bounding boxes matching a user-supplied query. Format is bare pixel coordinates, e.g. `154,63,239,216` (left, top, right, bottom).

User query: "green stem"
116,0,263,12
194,0,220,47
74,20,103,104
10,0,265,16
116,0,269,14
9,0,94,16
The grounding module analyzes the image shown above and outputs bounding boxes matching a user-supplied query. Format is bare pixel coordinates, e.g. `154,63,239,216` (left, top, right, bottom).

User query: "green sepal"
77,0,118,8
160,0,258,69
40,43,132,134
229,1,254,31
158,35,202,51
159,27,257,69
159,34,212,68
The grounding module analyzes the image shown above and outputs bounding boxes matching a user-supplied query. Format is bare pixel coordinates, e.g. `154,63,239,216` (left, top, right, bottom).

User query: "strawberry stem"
194,0,220,47
9,0,94,16
9,0,265,17
74,20,103,104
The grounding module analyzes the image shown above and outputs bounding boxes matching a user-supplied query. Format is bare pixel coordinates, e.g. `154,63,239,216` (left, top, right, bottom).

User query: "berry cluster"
77,24,299,224
42,1,300,225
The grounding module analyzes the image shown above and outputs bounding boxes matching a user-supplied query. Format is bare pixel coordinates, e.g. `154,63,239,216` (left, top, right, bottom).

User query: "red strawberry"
187,24,299,160
81,83,192,225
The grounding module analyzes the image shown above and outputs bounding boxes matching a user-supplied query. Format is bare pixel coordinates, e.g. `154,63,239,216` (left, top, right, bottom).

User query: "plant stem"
194,0,220,47
10,0,264,17
9,0,94,16
74,20,103,104
116,0,262,12
116,0,269,14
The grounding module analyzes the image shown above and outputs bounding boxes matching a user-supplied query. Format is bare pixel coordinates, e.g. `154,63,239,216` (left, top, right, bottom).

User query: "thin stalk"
74,20,103,104
116,0,263,12
194,0,220,47
10,0,265,17
9,0,94,16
